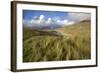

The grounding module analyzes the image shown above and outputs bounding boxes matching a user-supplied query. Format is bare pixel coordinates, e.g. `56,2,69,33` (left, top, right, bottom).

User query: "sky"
23,10,91,29
23,10,68,21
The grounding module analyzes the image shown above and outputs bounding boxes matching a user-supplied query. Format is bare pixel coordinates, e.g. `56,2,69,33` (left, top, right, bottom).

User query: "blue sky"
23,10,90,29
23,10,68,20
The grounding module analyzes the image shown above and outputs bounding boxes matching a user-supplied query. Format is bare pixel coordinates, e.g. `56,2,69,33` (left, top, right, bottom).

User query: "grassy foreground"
23,21,91,62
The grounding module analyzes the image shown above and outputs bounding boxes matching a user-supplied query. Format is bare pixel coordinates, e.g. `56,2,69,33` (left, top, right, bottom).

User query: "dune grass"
23,21,91,62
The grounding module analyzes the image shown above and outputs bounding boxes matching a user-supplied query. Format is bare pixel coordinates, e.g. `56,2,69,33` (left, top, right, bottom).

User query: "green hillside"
23,21,91,62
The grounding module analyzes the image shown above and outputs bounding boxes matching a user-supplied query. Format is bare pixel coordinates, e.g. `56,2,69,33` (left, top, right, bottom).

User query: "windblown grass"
23,21,91,62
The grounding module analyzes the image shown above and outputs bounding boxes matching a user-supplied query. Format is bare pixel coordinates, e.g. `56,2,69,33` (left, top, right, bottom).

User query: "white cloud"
67,13,91,22
56,19,74,25
23,15,76,29
62,20,68,24
56,20,61,23
38,15,45,24
52,17,60,21
39,15,45,20
46,18,52,24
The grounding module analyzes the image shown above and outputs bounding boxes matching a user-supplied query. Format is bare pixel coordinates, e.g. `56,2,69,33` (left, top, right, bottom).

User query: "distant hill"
54,21,91,37
23,21,90,40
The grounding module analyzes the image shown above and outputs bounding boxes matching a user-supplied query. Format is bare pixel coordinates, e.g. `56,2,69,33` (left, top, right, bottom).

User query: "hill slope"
23,21,91,62
55,21,90,37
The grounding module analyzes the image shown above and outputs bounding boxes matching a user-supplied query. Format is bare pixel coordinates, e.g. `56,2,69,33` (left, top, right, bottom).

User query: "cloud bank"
23,13,90,29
